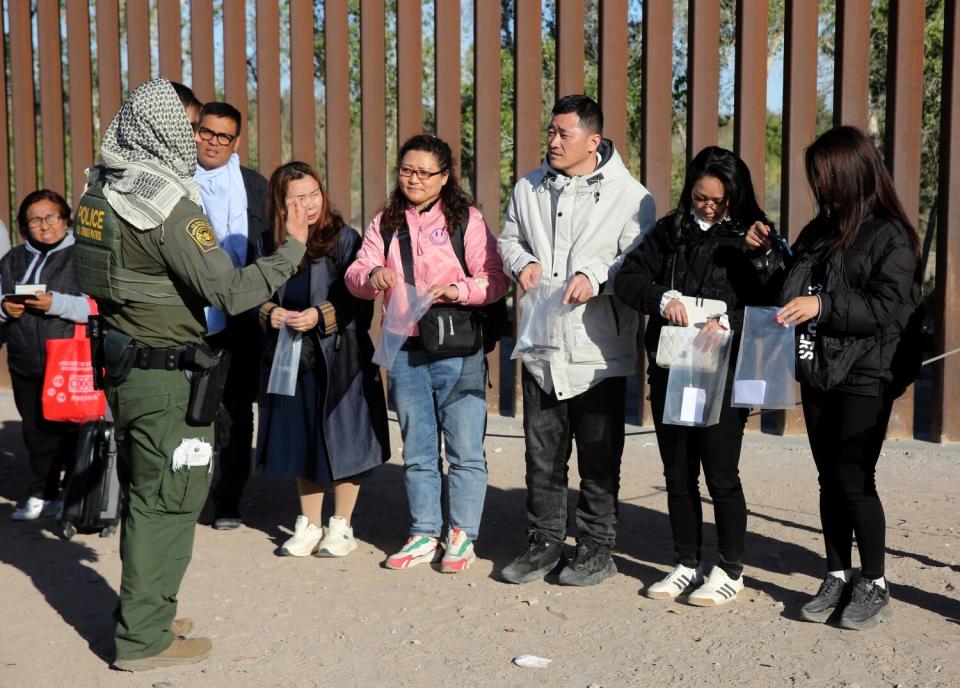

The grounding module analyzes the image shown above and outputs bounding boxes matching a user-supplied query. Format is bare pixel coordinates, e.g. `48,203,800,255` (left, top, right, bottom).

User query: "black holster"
102,329,137,387
184,344,231,426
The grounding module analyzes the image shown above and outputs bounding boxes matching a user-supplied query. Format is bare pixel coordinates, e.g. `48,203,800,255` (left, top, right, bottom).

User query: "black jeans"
650,366,748,578
208,328,257,514
802,386,893,580
521,368,625,549
10,369,77,500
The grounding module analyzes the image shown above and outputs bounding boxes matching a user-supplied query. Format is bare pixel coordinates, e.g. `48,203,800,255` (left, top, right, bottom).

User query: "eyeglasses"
197,126,238,146
692,194,727,208
26,214,63,228
398,166,445,180
286,188,322,204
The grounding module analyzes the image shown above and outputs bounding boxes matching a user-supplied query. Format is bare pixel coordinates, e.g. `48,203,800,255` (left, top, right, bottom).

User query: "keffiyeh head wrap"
86,78,201,230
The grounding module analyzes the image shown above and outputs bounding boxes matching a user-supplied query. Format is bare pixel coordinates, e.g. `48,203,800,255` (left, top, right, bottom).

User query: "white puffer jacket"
498,140,656,399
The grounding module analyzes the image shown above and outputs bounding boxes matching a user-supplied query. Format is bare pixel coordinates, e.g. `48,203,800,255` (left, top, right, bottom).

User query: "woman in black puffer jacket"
615,146,773,606
1,190,92,521
748,126,921,631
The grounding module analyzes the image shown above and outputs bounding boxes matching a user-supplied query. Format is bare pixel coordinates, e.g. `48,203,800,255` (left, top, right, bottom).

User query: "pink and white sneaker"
440,528,476,573
385,535,441,570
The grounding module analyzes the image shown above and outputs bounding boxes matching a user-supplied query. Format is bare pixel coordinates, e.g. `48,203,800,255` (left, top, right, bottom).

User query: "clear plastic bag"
662,328,733,427
266,324,302,396
372,283,436,369
511,280,570,360
731,306,797,409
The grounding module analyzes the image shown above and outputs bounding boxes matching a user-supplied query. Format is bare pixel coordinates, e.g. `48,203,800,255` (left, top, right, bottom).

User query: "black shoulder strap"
450,215,470,276
382,214,472,283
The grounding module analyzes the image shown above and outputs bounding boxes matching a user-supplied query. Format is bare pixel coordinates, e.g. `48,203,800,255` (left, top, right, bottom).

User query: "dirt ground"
0,392,957,688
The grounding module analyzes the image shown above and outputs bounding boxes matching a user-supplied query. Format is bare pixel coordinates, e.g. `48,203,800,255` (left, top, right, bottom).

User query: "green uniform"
74,184,304,660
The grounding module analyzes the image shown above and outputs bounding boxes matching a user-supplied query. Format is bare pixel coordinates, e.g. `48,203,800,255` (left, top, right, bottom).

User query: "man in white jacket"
498,95,656,586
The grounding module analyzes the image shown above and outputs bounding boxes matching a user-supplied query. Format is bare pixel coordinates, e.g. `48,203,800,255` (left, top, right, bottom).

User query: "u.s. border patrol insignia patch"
185,219,218,253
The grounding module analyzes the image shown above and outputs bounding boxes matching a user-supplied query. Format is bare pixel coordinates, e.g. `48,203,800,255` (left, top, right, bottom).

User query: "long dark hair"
672,146,769,241
804,125,919,252
379,134,473,235
267,161,346,269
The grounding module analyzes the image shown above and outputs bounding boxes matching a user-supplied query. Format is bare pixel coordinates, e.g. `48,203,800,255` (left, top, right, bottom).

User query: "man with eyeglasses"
192,101,270,531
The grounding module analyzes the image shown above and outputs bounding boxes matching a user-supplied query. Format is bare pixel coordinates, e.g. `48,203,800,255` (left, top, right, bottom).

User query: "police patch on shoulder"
185,219,219,253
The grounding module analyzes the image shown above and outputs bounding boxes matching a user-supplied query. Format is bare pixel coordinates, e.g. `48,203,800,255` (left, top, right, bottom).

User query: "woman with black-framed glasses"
1,189,93,521
345,134,508,573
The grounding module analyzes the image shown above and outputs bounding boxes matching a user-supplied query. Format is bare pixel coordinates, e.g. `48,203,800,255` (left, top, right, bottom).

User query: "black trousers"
802,386,893,580
208,329,257,514
10,369,77,501
650,366,749,578
521,368,626,549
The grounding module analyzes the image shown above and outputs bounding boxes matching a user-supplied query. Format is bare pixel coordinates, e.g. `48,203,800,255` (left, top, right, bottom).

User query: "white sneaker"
315,516,358,557
646,564,704,600
687,566,744,606
11,497,46,521
279,515,324,557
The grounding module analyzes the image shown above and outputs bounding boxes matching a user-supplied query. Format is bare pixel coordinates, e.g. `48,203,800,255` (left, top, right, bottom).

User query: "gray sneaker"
800,575,848,623
840,578,892,630
558,541,617,587
501,532,563,584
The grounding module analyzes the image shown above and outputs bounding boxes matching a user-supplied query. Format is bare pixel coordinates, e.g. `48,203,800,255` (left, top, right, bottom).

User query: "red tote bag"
41,298,106,423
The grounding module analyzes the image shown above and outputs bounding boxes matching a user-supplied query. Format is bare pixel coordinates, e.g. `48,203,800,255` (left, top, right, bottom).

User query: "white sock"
828,569,852,583
872,576,886,589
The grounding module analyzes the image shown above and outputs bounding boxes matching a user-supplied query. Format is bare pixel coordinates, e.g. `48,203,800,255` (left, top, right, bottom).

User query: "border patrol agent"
73,79,309,671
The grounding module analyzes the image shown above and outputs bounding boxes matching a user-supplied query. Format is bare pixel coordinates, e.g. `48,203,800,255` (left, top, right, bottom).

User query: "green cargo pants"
107,367,214,660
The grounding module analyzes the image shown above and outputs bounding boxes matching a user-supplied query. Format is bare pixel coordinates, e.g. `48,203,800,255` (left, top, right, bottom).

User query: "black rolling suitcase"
61,417,121,539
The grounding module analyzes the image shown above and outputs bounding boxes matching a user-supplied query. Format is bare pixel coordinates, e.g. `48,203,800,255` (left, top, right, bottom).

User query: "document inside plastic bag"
662,328,732,427
731,306,796,409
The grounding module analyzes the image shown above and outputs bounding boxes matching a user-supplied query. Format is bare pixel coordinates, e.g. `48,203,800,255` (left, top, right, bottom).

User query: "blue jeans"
388,349,488,540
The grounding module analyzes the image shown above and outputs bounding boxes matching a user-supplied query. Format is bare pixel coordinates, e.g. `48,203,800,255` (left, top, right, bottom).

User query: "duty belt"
133,345,186,371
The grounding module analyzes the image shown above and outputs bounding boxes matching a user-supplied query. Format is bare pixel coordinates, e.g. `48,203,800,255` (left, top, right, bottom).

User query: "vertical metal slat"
435,0,461,170
325,0,352,218
290,0,317,167
126,0,151,91
396,0,423,147
884,0,926,438
556,0,585,98
157,0,183,82
256,0,282,175
361,0,387,227
223,0,249,164
599,0,628,156
191,0,216,103
37,0,65,194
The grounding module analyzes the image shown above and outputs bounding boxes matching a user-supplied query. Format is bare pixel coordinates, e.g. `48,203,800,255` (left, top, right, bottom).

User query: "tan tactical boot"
113,637,213,672
171,617,193,637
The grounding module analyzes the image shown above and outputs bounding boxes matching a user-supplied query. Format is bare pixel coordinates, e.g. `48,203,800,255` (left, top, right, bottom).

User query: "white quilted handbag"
656,296,727,371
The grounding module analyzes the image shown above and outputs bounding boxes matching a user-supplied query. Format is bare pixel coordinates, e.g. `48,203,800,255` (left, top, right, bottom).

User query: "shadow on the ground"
3,412,958,663
0,420,116,664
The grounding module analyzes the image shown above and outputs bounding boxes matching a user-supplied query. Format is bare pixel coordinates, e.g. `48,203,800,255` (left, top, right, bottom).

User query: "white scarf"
195,153,249,334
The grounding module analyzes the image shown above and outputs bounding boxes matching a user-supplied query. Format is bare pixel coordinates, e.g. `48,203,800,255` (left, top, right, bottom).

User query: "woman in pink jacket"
345,134,507,573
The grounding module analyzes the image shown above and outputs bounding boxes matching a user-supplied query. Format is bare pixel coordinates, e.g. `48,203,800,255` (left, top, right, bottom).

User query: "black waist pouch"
418,306,482,358
186,348,231,425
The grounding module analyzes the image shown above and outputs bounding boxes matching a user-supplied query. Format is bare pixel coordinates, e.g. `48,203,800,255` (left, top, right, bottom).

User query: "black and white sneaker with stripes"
645,564,704,600
687,566,744,606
